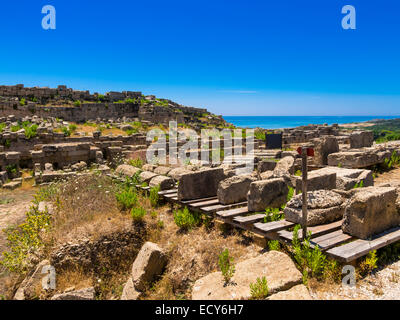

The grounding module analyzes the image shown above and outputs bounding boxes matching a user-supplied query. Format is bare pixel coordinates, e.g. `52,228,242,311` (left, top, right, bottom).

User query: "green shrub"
61,126,71,137
149,185,160,207
173,207,201,230
264,207,284,223
128,158,143,168
353,180,364,189
131,206,146,222
218,249,235,283
268,240,281,251
295,170,302,176
19,98,26,106
11,124,21,132
250,277,269,299
0,205,51,273
359,250,378,274
5,164,18,176
0,123,6,133
24,123,38,139
97,94,105,102
292,224,327,278
68,124,77,133
74,100,82,107
116,187,138,211
287,186,294,202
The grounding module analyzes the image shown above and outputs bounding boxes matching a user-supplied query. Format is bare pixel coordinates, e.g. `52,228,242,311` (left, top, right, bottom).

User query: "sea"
222,116,400,129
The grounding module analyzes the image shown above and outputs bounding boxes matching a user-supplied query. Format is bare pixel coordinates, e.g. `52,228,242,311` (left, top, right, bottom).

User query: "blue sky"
0,0,399,116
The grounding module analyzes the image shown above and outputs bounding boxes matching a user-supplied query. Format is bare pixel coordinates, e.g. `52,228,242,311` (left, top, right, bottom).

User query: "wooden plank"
158,189,178,196
189,199,220,208
216,207,249,219
326,226,400,262
181,197,218,205
309,230,353,251
233,214,265,225
201,202,248,214
278,220,342,242
164,193,178,199
254,220,295,234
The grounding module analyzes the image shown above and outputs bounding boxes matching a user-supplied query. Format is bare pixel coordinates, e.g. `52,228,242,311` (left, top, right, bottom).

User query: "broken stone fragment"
284,190,345,226
342,187,400,239
247,178,289,212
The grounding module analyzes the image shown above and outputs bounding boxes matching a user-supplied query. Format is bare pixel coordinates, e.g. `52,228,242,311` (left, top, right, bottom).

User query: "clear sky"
0,0,399,116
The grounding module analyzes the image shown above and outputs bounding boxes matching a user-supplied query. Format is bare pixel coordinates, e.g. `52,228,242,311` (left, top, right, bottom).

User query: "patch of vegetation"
383,151,400,170
115,187,138,211
73,100,82,107
61,126,71,137
0,205,51,273
131,206,146,222
128,158,143,168
359,250,378,275
287,186,294,202
268,240,281,251
218,249,235,283
5,164,18,176
254,128,266,141
249,277,269,299
149,185,160,208
0,123,6,133
19,98,26,106
353,180,364,189
291,224,327,279
173,207,201,231
68,124,77,133
264,207,284,223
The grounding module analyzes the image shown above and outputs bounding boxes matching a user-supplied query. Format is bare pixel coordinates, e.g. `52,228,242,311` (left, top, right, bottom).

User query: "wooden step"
233,214,265,225
164,192,178,199
181,197,218,205
309,230,353,251
189,198,220,208
201,202,248,215
216,207,249,219
326,226,400,262
278,220,343,242
254,220,295,234
158,189,178,196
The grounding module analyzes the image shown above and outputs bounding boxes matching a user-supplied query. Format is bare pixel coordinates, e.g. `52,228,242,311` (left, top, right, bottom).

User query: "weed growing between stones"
291,224,327,278
218,249,235,284
249,276,269,299
268,240,280,251
264,208,284,223
128,158,143,168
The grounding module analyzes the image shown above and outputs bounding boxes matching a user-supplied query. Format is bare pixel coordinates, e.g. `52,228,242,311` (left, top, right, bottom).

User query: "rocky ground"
2,167,400,300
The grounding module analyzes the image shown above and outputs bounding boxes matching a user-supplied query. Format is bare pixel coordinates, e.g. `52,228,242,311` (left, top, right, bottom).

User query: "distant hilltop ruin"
0,84,226,128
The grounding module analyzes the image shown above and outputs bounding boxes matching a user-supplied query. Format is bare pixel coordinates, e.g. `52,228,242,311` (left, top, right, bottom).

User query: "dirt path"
374,167,400,186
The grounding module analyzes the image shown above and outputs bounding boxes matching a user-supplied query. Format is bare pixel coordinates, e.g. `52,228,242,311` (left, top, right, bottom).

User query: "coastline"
222,116,399,130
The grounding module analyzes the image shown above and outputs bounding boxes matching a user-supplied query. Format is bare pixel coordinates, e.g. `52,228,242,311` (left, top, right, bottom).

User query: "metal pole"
301,147,308,241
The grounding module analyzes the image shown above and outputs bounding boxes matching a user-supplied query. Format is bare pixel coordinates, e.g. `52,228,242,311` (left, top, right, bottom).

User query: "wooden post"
301,147,308,241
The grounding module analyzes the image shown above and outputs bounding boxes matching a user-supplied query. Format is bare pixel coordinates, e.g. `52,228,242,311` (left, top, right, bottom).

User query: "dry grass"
143,206,261,300
43,174,125,244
